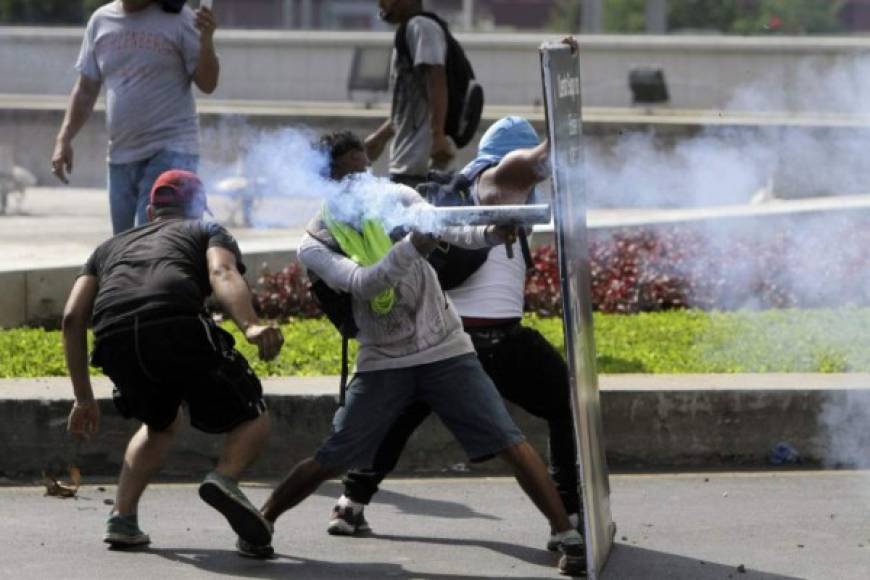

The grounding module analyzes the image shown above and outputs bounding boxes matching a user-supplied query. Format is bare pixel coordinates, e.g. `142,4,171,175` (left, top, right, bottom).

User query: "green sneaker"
199,471,272,547
103,513,151,549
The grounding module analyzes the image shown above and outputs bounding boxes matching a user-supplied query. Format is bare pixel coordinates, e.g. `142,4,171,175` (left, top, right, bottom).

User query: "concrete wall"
5,27,870,109
2,376,867,480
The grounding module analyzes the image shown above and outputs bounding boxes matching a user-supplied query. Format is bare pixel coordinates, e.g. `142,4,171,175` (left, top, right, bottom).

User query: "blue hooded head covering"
460,116,540,182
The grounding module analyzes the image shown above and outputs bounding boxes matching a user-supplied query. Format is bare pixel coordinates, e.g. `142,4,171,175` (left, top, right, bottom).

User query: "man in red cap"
62,169,283,551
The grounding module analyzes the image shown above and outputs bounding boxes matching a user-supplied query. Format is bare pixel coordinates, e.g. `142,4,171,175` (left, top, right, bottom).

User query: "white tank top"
446,240,526,319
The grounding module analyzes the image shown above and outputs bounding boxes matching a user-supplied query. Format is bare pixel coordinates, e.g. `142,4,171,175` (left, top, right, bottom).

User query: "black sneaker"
326,504,372,536
558,538,587,577
236,537,275,559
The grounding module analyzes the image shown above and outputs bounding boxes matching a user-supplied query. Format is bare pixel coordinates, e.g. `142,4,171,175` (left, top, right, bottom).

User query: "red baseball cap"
149,169,209,214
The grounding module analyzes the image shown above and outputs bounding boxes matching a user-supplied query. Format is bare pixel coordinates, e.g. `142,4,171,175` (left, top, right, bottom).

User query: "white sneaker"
548,512,581,551
326,495,372,536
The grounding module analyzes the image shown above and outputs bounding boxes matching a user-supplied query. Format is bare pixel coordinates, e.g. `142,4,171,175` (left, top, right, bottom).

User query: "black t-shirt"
81,218,246,336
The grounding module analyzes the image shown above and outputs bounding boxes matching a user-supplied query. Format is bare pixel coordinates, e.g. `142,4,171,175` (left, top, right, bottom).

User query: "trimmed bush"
3,308,868,378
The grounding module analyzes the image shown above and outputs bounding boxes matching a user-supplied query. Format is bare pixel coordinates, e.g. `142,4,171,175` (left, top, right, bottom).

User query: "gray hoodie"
298,220,493,372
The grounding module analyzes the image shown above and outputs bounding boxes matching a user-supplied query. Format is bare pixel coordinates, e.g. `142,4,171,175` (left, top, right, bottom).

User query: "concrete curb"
2,374,868,480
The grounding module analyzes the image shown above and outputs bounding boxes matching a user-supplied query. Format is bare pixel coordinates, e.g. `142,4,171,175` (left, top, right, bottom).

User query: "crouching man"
62,169,284,550
242,164,585,575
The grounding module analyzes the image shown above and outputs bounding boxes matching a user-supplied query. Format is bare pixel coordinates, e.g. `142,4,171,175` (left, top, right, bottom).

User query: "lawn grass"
1,308,868,378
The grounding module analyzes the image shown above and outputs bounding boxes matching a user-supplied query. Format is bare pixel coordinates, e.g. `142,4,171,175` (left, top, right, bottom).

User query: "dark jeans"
342,323,582,515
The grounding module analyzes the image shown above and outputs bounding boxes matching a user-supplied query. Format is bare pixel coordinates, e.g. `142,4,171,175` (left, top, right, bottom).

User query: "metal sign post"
540,42,615,578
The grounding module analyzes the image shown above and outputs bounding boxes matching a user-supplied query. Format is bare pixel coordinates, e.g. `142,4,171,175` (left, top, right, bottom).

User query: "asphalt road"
1,471,868,579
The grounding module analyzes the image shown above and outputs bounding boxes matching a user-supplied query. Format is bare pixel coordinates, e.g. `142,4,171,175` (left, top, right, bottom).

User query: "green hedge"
2,308,869,378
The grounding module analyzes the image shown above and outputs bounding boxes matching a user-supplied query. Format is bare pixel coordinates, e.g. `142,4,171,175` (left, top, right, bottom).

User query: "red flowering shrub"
255,215,870,319
524,245,563,316
252,261,321,321
525,215,870,315
588,229,693,314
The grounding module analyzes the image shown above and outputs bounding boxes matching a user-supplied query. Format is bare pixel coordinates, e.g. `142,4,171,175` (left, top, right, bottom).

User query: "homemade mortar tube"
417,204,551,259
423,204,551,227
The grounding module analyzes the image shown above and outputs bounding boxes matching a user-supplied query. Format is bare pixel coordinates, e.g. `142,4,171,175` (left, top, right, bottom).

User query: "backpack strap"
306,211,353,406
394,12,447,67
518,229,535,273
339,334,349,406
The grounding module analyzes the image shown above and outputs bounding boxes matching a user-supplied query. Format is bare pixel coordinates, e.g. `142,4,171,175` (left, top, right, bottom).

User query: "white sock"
568,512,581,529
337,494,364,513
554,528,583,546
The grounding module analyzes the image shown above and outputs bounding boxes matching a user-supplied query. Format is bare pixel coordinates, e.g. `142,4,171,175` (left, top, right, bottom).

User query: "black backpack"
395,12,484,149
415,170,491,291
305,218,358,405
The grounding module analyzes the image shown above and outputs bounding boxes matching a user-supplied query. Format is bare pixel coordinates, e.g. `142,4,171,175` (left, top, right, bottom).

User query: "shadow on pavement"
146,547,562,579
313,480,501,522
373,532,557,568
602,544,804,580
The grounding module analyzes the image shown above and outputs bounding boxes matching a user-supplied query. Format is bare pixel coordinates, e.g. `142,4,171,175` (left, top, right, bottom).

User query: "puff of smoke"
585,56,870,209
200,127,495,234
818,390,870,469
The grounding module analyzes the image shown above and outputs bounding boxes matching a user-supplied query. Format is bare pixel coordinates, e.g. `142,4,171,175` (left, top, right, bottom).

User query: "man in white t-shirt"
364,0,455,188
51,0,220,234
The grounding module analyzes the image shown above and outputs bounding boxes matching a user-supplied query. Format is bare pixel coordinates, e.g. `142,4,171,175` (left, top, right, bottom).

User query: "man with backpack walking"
323,116,585,554
365,0,483,188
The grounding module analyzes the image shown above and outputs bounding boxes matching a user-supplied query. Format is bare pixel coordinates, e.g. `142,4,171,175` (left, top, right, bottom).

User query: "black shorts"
92,315,266,434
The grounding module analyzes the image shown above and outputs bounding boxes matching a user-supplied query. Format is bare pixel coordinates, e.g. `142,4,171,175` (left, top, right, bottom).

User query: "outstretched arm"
299,234,422,300
207,247,283,360
476,139,550,206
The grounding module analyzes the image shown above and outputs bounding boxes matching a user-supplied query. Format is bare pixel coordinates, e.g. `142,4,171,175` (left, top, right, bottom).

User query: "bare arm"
193,6,219,94
476,139,550,206
364,119,395,162
207,246,283,360
62,275,100,437
423,64,453,169
52,74,101,183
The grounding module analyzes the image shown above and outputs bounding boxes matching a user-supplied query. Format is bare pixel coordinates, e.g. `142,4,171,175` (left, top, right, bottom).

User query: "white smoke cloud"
199,126,496,234
577,57,870,470
585,56,870,208
819,390,870,468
